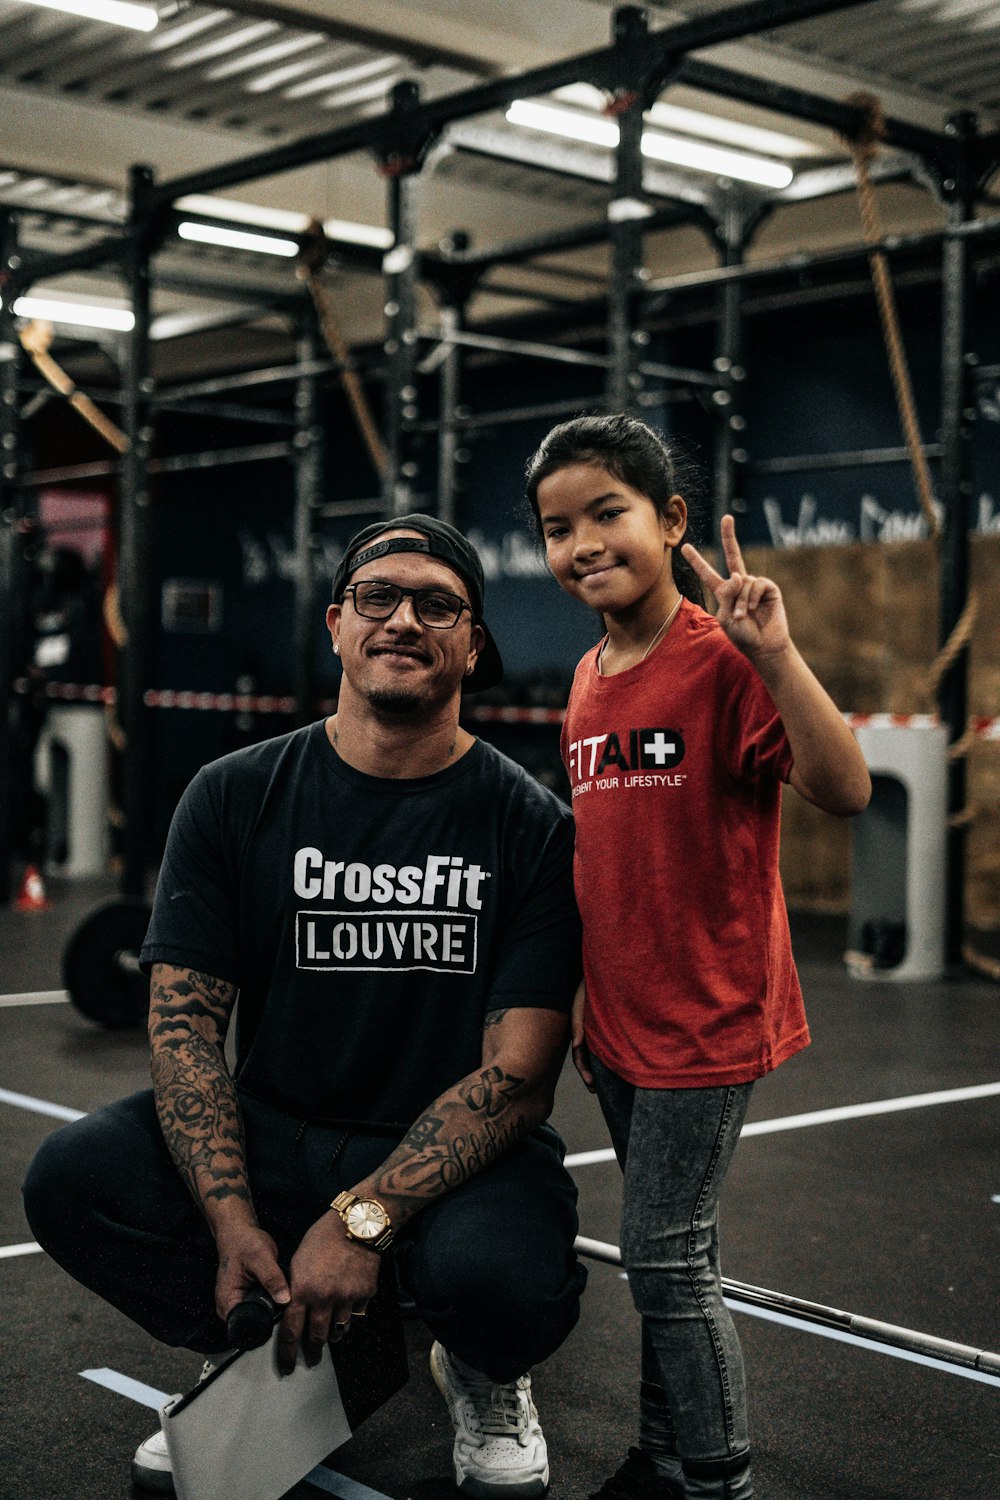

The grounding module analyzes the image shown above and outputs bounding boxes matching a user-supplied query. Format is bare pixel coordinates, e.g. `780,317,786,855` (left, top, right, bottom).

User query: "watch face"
345,1200,388,1240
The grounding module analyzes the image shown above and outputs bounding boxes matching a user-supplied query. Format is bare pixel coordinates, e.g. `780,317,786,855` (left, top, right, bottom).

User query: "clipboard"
160,1279,408,1500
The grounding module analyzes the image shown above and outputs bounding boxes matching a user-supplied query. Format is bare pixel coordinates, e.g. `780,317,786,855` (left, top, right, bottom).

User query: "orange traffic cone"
15,864,52,912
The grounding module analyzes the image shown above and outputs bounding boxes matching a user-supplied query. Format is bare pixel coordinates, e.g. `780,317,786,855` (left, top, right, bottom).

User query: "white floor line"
0,1087,85,1122
0,1241,44,1259
0,990,69,1008
305,1468,397,1500
722,1299,1000,1389
563,1079,1000,1167
81,1368,170,1410
740,1081,1000,1137
79,1366,395,1500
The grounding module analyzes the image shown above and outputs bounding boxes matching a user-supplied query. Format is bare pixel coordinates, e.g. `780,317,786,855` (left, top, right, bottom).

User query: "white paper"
161,1329,352,1500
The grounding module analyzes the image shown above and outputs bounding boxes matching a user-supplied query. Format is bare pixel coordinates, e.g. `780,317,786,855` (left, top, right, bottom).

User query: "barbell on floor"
62,897,153,1028
574,1236,1000,1379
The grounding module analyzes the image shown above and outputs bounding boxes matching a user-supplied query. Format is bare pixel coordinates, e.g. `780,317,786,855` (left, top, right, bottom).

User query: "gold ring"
334,1321,349,1330
350,1309,367,1317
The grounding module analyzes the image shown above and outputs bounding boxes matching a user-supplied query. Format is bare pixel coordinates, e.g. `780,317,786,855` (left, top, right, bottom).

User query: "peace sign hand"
681,515,790,663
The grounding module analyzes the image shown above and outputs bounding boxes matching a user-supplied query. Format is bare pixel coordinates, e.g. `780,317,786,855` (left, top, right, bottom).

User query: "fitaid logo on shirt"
567,727,686,779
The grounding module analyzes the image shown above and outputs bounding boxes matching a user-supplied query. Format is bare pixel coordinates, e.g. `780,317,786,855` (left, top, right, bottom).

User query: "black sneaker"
588,1448,684,1500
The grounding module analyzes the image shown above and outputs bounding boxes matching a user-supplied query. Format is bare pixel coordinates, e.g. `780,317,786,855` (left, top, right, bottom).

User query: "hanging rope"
296,221,388,479
929,591,979,700
838,93,940,540
19,321,129,455
840,98,999,980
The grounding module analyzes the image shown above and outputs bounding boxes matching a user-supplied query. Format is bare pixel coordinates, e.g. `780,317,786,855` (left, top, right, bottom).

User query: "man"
24,515,587,1498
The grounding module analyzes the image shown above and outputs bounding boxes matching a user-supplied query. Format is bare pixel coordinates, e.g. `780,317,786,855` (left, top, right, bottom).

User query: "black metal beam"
749,442,944,475
153,0,881,207
382,84,423,516
13,231,129,292
607,7,648,414
118,165,156,900
937,113,978,972
642,213,1000,297
676,57,950,168
0,212,21,904
437,204,701,277
711,203,757,530
292,311,324,728
156,357,357,404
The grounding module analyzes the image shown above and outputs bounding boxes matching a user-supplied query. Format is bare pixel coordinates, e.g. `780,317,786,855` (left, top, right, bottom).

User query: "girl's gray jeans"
592,1054,754,1498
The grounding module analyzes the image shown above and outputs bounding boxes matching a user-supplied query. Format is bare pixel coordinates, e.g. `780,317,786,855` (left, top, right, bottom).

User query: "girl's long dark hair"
525,412,705,606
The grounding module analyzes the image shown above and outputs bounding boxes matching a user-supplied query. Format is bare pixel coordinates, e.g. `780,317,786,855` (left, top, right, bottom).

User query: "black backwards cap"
332,513,504,694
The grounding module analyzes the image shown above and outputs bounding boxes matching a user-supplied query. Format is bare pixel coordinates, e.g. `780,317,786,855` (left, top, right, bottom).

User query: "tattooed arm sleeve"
147,961,255,1234
351,1006,569,1230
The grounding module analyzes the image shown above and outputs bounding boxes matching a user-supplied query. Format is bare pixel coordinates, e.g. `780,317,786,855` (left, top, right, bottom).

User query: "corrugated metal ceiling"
0,1,997,151
0,0,477,136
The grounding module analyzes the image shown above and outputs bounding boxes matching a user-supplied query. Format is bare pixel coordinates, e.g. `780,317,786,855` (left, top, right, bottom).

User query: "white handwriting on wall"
978,494,1000,533
465,529,548,581
760,489,999,547
763,496,855,546
859,493,943,541
238,530,345,587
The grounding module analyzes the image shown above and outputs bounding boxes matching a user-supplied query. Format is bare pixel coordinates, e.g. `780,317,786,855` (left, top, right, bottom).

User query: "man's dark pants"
23,1090,587,1383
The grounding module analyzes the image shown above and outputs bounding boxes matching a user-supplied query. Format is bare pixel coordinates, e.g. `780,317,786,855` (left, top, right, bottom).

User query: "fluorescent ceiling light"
323,218,393,249
175,195,392,248
641,133,793,188
176,194,309,233
506,100,794,189
20,0,157,30
177,221,299,256
507,100,617,149
556,83,821,159
11,295,135,332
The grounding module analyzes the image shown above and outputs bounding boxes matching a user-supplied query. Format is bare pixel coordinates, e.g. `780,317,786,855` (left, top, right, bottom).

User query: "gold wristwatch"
330,1190,394,1252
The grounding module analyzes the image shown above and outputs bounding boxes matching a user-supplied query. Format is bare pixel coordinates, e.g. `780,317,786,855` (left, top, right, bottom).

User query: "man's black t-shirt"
141,723,580,1126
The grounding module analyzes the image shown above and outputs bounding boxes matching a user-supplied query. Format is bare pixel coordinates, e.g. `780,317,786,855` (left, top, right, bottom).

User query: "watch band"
330,1190,394,1252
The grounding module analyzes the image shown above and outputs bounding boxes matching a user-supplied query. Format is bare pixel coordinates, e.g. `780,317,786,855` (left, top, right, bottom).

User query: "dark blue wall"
140,281,1000,844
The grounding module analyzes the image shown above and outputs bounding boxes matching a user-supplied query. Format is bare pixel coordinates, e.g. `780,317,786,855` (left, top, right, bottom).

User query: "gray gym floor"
2,878,998,1500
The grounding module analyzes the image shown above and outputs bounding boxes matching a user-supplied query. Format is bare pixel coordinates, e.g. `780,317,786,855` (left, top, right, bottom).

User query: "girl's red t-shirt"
560,599,810,1088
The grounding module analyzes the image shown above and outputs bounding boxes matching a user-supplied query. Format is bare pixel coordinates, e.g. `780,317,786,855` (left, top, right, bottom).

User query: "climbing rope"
19,321,129,455
841,97,997,979
296,220,388,479
839,93,940,540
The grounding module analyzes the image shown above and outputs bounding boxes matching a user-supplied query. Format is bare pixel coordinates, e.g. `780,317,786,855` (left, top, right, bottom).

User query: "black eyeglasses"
343,581,473,630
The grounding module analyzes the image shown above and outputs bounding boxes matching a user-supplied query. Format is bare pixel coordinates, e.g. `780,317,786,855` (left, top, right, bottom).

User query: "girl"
526,414,870,1500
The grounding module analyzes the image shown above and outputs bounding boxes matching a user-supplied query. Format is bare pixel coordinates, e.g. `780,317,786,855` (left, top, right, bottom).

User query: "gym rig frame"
0,0,999,981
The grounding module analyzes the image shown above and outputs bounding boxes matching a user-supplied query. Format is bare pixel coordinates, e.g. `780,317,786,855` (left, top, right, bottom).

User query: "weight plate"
62,897,153,1028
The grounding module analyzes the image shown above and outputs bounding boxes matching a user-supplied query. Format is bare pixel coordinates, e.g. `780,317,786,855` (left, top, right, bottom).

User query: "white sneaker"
131,1361,216,1493
131,1427,174,1494
430,1341,549,1499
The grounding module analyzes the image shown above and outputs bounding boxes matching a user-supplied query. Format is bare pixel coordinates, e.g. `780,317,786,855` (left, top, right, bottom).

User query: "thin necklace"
597,594,683,677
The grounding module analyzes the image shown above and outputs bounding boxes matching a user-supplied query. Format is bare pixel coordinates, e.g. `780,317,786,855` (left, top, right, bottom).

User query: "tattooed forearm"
363,1061,540,1219
459,1064,524,1119
148,964,251,1223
